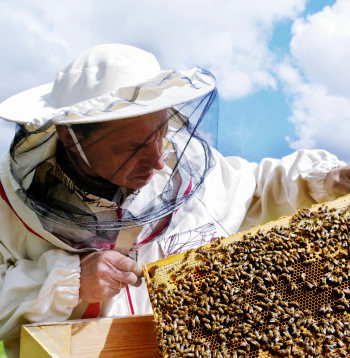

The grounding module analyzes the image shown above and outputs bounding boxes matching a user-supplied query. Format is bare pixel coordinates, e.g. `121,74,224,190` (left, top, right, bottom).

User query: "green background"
0,342,6,357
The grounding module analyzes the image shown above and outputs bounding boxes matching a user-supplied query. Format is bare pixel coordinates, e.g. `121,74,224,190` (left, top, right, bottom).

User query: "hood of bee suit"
2,43,219,251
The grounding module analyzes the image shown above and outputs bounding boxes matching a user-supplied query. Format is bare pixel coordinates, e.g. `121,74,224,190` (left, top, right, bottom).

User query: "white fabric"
49,44,161,108
0,45,215,131
0,148,345,357
159,222,217,257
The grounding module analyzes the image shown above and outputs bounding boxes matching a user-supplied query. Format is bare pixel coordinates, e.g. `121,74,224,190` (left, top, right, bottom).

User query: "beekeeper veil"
0,44,218,250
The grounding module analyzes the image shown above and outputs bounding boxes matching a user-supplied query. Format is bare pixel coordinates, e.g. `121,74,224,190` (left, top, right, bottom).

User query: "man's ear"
55,125,82,153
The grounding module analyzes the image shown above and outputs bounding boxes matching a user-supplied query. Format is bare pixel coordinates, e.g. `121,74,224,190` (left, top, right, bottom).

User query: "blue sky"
0,0,349,164
218,0,338,162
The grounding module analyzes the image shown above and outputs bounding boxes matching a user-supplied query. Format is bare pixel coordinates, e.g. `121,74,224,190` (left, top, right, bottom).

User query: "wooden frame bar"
20,315,158,358
143,194,350,283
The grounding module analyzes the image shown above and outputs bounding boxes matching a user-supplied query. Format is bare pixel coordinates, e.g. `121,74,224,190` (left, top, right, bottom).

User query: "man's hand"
325,165,350,197
79,251,143,303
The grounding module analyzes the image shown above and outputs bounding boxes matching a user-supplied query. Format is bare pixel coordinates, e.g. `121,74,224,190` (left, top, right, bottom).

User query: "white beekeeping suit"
0,44,344,358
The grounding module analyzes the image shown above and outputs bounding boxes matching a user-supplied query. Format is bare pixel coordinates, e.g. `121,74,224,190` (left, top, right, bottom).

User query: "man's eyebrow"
111,134,155,151
137,123,168,146
111,121,168,150
129,133,158,149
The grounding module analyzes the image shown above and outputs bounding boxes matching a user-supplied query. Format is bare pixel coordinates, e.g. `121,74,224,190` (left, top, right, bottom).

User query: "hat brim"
0,68,215,132
0,82,55,123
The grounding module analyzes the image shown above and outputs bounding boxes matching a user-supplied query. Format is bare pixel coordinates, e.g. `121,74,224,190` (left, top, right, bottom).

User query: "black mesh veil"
9,71,219,250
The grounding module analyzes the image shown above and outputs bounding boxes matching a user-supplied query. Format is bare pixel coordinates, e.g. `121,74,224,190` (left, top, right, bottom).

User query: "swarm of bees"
146,203,350,358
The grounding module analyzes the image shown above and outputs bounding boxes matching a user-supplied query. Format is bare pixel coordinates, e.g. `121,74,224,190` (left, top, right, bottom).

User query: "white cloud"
278,60,350,163
290,0,350,98
0,0,306,103
280,0,350,163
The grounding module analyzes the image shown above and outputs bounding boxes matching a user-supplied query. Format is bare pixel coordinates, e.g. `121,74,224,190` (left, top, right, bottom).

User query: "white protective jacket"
0,148,344,357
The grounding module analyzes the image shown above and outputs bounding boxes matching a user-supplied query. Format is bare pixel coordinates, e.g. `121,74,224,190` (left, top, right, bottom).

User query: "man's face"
77,110,168,189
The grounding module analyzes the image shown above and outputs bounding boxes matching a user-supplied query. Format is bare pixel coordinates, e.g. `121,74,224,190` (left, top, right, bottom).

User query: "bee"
305,281,316,289
336,305,346,310
243,288,251,296
275,265,283,272
303,258,315,265
290,282,298,291
222,293,229,302
276,306,285,314
271,273,278,282
219,334,227,341
320,284,329,290
148,264,159,278
183,248,194,259
259,285,268,293
332,287,343,296
218,307,224,314
236,349,247,355
204,323,211,330
338,297,349,307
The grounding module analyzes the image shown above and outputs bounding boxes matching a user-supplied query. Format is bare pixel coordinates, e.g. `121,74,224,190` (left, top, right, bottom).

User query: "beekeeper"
0,44,349,357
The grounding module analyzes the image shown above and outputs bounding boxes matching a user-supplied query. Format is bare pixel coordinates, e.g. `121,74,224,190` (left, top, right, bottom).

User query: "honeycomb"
143,195,350,358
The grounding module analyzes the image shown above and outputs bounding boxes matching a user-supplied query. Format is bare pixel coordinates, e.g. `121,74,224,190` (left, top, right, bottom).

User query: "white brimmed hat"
0,44,216,132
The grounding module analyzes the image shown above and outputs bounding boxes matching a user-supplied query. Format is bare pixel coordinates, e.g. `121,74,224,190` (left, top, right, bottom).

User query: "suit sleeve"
0,195,81,341
240,149,345,230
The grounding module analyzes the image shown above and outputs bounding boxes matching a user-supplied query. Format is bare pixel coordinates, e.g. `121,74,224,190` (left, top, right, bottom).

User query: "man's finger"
117,256,143,277
107,280,128,291
340,166,350,178
103,251,143,277
325,165,350,196
110,269,143,287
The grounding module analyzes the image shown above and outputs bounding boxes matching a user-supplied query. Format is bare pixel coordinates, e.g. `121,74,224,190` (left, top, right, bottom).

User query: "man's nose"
143,141,165,170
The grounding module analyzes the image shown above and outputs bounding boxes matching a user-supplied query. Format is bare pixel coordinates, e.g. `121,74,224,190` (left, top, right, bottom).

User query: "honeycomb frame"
143,194,350,358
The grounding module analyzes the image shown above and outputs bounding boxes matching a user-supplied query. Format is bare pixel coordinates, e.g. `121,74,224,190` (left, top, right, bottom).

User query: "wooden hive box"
20,315,158,358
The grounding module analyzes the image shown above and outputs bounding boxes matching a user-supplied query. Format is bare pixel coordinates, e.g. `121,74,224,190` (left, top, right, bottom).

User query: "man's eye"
113,147,128,155
125,145,142,152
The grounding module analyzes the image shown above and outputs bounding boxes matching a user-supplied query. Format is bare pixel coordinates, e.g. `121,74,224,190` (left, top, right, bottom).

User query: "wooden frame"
20,315,158,358
143,194,350,283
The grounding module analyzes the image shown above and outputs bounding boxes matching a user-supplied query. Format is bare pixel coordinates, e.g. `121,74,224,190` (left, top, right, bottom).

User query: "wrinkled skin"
79,251,143,303
56,110,168,189
325,165,350,196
